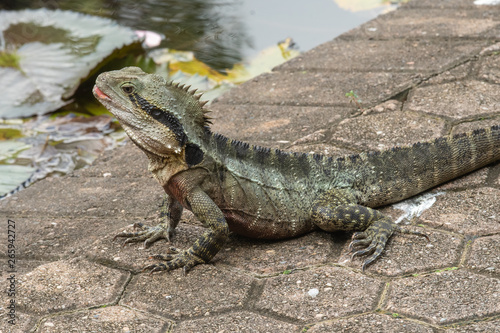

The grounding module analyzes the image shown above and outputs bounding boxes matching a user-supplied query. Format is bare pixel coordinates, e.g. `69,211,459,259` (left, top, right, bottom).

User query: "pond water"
3,0,395,71
0,0,400,197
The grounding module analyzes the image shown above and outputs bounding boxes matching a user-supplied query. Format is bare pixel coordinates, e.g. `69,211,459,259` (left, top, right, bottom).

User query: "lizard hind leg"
310,191,420,270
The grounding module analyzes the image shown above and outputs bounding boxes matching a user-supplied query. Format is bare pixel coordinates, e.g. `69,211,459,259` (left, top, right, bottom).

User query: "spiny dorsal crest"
166,81,212,126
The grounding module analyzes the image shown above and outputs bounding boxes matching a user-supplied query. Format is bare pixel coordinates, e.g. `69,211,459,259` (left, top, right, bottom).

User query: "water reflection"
1,0,251,72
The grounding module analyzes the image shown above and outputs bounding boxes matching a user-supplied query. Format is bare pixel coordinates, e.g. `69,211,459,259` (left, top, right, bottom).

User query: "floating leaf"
0,9,142,118
225,37,300,83
148,38,300,103
32,114,113,143
0,164,36,197
0,140,31,160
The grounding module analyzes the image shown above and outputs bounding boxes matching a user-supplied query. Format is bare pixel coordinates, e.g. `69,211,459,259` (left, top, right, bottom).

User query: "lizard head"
93,66,209,160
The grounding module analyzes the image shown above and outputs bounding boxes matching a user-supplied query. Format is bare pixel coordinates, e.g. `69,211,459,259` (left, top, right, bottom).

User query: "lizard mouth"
93,86,111,101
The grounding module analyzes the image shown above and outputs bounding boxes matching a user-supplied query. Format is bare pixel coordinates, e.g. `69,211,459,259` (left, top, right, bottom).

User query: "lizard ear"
185,143,204,167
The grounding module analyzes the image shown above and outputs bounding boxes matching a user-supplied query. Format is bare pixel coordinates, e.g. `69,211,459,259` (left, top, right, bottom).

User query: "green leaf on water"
0,51,21,69
0,164,36,197
0,8,142,119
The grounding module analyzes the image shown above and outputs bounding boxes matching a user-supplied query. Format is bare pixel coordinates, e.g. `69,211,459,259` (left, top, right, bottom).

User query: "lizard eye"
121,84,135,94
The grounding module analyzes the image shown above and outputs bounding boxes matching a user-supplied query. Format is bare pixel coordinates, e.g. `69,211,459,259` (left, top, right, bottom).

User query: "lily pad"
0,140,30,160
0,8,142,119
0,164,36,197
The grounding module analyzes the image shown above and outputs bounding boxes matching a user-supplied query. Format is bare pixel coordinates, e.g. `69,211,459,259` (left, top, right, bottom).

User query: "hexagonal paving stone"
424,62,473,86
0,259,56,330
451,118,500,135
0,310,37,332
344,228,463,277
209,104,352,148
342,8,500,39
384,269,500,325
255,266,383,321
0,214,141,261
477,52,500,84
15,259,129,315
404,80,500,119
87,222,206,273
444,318,500,333
277,39,487,73
173,311,299,332
77,143,149,178
402,0,480,8
307,313,433,333
466,235,500,275
420,188,500,236
214,71,419,108
121,265,253,320
217,232,337,275
0,175,162,219
38,306,169,332
332,111,445,151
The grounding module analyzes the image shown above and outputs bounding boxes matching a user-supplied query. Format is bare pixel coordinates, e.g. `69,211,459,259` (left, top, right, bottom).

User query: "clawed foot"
348,222,429,271
113,223,213,275
143,248,206,275
348,229,388,271
113,222,173,248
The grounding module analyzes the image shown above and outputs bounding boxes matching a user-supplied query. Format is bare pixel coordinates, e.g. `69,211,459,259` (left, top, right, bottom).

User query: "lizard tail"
357,125,500,206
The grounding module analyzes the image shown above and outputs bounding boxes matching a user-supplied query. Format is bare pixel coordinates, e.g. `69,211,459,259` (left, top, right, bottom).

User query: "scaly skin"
93,67,500,274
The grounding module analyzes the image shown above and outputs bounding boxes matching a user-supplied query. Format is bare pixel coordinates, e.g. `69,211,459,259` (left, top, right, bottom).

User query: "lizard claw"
113,223,170,248
142,249,206,275
148,247,179,260
133,222,145,230
396,225,430,242
113,222,146,241
347,219,395,271
142,263,167,275
348,233,371,251
348,222,430,271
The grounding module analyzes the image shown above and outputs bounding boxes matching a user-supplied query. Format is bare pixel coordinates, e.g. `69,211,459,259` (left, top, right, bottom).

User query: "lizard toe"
352,231,367,240
395,225,430,242
149,254,174,261
361,244,386,271
114,224,169,247
350,241,376,260
143,249,206,275
348,238,371,251
132,222,145,230
349,218,396,270
143,231,166,248
143,263,168,275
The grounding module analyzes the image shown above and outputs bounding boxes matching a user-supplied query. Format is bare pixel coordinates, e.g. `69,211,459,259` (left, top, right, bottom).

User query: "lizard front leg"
114,194,183,246
144,187,229,274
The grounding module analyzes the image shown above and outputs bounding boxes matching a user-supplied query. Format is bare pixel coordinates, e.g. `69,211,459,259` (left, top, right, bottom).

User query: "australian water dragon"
93,66,500,274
